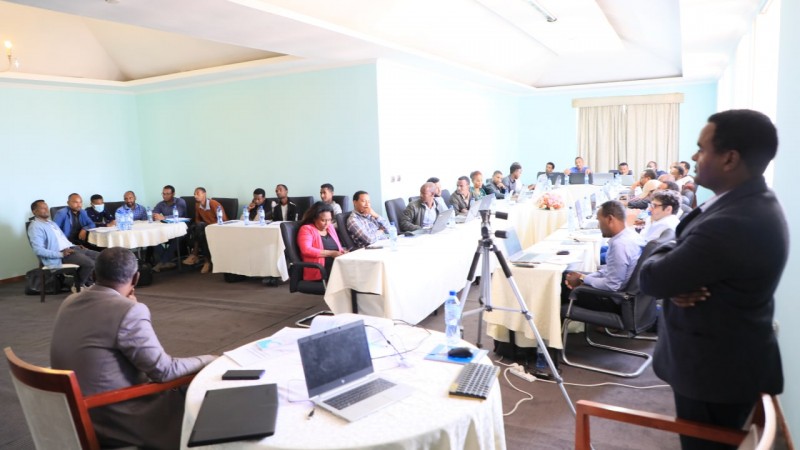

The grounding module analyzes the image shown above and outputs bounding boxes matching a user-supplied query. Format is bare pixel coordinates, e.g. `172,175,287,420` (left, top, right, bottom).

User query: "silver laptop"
591,172,613,185
620,174,635,185
409,208,453,235
298,320,412,422
455,196,493,224
502,228,545,264
574,199,599,229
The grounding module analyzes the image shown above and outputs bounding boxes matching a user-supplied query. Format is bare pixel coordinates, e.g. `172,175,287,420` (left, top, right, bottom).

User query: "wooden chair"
5,347,195,450
575,394,778,450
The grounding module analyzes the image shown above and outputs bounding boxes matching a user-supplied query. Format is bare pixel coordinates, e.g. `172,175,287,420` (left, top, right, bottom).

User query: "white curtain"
578,105,625,173
625,103,680,173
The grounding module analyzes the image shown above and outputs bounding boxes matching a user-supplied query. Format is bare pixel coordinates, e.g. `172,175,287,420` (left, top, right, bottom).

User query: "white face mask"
93,204,105,213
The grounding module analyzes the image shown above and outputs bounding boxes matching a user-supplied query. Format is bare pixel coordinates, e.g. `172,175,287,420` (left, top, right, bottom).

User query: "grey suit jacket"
640,176,786,403
50,286,215,449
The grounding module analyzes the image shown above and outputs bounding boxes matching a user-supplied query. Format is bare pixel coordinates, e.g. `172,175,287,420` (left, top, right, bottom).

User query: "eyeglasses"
649,202,664,209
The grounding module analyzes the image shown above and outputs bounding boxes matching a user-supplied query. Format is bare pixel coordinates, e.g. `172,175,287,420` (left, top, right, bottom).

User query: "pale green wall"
136,64,381,210
0,85,142,280
774,0,800,436
375,60,521,201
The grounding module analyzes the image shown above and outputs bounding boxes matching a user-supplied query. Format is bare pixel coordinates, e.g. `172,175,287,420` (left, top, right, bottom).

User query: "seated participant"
298,202,346,281
53,193,96,248
450,176,473,214
640,190,681,242
346,190,391,249
426,177,448,210
152,185,187,220
484,170,507,199
647,161,667,177
183,187,227,274
246,188,269,221
319,183,343,216
563,156,592,175
564,200,644,294
400,182,440,232
617,162,631,176
627,169,659,208
115,191,147,220
469,171,488,200
502,162,524,194
86,194,116,227
544,162,556,174
50,247,216,450
28,199,98,287
272,184,298,221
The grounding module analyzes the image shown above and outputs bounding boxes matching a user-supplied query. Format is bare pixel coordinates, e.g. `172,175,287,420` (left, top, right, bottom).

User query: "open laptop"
455,196,493,224
574,199,599,229
409,208,453,235
298,320,412,422
591,172,613,185
620,174,635,186
501,228,547,264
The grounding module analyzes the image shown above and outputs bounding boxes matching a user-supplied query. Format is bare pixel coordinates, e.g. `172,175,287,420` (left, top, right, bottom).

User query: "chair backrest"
181,196,197,219
332,195,352,213
292,196,316,221
569,172,592,184
408,196,420,204
384,198,406,227
537,172,564,186
50,206,67,221
336,212,355,250
214,197,239,221
440,189,451,206
279,221,302,292
5,347,97,450
104,201,124,217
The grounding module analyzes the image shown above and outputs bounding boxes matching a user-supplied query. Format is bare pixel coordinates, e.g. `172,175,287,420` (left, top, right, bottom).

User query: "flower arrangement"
537,192,564,210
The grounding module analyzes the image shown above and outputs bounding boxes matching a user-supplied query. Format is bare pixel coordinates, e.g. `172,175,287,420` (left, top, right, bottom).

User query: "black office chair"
440,189,452,205
181,196,196,219
292,196,316,220
104,201,124,217
560,229,675,377
384,198,406,227
214,197,239,221
24,219,79,302
332,195,352,213
335,212,355,250
568,172,592,185
279,221,334,327
408,196,420,204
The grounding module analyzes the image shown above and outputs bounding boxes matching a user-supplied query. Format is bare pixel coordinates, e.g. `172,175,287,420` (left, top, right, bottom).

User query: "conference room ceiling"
0,0,764,89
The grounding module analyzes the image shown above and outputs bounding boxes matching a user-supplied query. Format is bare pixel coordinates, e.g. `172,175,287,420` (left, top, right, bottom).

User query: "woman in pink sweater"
297,202,346,281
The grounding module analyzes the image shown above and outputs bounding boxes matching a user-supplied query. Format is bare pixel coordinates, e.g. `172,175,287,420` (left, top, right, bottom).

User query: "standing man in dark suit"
640,109,787,450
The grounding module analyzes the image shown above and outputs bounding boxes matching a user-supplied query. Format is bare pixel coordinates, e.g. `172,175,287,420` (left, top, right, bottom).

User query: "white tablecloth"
485,228,603,349
88,221,187,248
324,222,482,324
206,222,288,280
180,326,506,450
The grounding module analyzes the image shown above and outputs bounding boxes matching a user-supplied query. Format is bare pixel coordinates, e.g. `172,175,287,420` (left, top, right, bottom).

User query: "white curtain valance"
572,93,685,108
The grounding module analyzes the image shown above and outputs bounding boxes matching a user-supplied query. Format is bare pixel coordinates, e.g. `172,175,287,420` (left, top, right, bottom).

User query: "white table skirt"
206,222,288,280
324,222,481,324
88,221,187,248
180,326,506,450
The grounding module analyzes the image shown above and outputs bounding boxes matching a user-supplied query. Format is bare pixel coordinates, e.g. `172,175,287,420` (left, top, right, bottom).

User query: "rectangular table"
205,222,288,280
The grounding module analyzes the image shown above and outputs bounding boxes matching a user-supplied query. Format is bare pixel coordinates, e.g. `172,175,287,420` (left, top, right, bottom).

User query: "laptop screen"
501,228,523,258
298,320,374,398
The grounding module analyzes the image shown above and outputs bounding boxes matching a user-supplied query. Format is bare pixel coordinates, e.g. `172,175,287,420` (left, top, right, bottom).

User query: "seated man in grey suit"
399,182,440,232
50,247,216,449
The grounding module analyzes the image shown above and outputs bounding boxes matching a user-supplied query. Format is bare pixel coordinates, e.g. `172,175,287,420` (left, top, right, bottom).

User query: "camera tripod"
457,209,576,416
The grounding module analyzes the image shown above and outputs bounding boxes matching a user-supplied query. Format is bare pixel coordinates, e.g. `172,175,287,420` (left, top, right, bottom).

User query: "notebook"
187,383,278,447
409,208,453,236
297,320,412,422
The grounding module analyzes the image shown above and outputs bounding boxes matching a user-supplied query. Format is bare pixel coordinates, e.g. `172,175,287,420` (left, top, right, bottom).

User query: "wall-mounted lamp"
3,40,20,72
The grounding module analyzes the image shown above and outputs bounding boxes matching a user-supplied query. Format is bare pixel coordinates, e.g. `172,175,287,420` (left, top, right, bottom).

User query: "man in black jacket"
639,109,787,450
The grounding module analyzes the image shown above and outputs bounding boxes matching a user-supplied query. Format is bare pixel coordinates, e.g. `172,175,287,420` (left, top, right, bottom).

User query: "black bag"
137,261,153,286
24,269,65,295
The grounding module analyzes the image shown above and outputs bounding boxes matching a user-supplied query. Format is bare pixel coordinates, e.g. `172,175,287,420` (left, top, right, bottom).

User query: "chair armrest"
575,399,747,450
290,261,328,281
569,285,630,303
84,374,196,409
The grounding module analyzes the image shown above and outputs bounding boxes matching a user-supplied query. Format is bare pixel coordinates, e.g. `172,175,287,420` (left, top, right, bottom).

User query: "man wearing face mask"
86,194,116,227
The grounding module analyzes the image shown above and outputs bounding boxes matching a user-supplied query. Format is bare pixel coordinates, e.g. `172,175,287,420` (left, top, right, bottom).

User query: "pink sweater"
297,224,342,281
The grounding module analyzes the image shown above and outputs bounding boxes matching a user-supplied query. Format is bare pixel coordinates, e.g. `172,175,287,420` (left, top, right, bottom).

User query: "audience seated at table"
627,169,660,209
639,190,681,243
647,160,667,177
246,187,270,221
450,176,473,215
400,182,441,232
183,187,227,274
426,177,448,210
53,193,96,248
28,199,98,287
86,194,116,227
502,162,525,194
50,247,216,450
151,185,187,272
298,202,346,281
616,162,631,176
470,171,488,200
563,200,644,300
346,190,390,249
272,184,298,221
115,191,148,220
563,156,592,175
484,170,507,199
319,183,342,216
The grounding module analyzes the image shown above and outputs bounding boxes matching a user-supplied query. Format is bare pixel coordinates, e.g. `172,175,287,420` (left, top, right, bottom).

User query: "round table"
88,221,187,248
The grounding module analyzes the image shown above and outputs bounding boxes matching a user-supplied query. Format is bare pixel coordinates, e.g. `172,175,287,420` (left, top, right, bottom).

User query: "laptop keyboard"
514,252,539,263
325,378,395,410
449,363,499,400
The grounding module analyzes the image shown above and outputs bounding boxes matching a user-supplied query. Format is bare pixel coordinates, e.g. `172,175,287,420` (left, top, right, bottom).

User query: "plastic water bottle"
536,347,548,371
447,206,456,228
216,205,223,225
568,206,577,233
565,173,571,185
242,206,249,225
146,207,153,223
584,172,589,185
444,291,460,349
258,205,266,225
388,222,398,251
172,205,179,220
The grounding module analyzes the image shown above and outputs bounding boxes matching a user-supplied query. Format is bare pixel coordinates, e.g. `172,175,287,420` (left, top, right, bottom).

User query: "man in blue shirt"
564,156,593,175
28,199,98,287
86,194,116,227
115,191,147,221
53,193,96,247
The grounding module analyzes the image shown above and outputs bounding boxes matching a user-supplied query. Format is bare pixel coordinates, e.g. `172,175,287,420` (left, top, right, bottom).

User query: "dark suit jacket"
272,200,298,221
640,176,787,404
